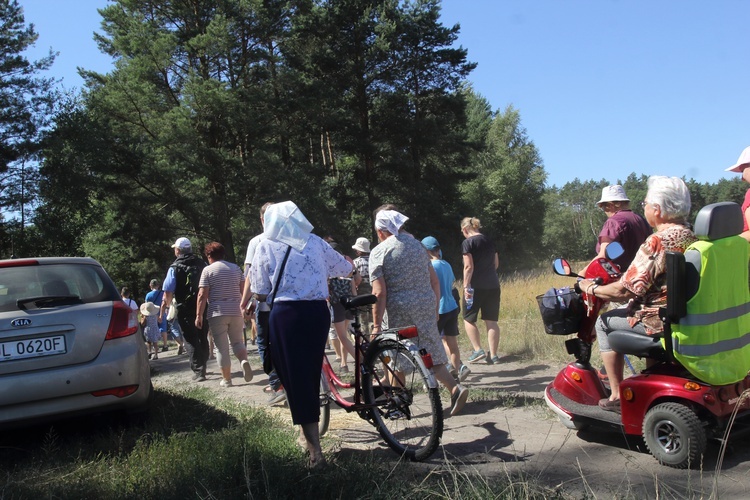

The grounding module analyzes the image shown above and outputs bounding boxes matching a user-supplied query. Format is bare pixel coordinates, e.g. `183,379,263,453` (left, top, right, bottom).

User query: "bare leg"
300,422,325,466
334,321,355,361
464,320,482,351
161,331,168,350
601,350,624,400
433,363,457,393
485,320,500,358
442,336,461,371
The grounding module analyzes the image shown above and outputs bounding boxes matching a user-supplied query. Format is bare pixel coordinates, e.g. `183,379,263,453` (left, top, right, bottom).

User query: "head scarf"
375,210,409,236
263,201,314,252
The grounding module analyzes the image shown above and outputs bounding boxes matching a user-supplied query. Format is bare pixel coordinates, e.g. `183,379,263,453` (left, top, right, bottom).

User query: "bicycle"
318,294,444,461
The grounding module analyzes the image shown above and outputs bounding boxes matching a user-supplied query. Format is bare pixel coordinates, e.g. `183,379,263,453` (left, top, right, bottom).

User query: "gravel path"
151,343,750,498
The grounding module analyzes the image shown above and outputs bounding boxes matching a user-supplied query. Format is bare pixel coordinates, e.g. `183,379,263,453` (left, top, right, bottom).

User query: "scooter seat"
608,329,667,361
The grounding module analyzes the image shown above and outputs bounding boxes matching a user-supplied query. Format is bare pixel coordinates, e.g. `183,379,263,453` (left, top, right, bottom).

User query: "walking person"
195,242,253,388
460,217,501,365
422,236,470,382
725,146,750,243
158,237,210,382
351,237,373,332
140,301,161,360
145,279,171,352
251,201,354,469
370,209,469,416
121,287,138,311
241,202,287,404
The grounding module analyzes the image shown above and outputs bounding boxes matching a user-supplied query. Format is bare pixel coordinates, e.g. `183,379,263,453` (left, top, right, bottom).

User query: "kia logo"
11,319,32,327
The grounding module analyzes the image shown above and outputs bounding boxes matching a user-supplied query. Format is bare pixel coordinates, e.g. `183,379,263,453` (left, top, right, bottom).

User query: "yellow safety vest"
671,236,750,385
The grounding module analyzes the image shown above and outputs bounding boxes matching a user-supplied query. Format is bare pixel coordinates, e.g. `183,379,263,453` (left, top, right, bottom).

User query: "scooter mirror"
552,259,573,276
605,242,624,262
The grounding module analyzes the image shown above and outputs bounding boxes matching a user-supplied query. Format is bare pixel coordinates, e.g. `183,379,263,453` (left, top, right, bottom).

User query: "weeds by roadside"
0,386,565,499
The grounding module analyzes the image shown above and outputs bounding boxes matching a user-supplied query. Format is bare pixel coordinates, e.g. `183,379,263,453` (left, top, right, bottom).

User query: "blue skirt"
269,300,329,425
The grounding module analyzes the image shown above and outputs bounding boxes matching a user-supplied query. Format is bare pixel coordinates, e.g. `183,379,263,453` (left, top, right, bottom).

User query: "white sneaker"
241,360,253,382
268,389,286,405
220,379,233,388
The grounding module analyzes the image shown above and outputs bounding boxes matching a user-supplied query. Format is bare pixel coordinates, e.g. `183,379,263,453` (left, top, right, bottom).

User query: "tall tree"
460,105,546,270
0,0,56,256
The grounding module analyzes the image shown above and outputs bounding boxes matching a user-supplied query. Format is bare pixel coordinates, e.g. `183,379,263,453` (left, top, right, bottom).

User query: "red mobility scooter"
540,202,750,468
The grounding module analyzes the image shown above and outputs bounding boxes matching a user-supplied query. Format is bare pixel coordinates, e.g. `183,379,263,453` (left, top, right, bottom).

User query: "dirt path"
151,345,750,498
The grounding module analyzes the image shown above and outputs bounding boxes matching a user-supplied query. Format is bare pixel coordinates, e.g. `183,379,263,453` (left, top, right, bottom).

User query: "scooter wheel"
642,402,707,469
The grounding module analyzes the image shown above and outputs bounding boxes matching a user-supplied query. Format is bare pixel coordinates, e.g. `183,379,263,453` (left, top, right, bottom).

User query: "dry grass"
456,266,582,363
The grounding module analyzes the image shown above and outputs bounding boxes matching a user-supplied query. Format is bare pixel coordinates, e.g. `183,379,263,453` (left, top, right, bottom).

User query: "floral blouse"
622,224,697,334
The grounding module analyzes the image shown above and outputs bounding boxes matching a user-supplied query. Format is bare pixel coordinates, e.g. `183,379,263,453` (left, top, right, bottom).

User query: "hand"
195,316,203,329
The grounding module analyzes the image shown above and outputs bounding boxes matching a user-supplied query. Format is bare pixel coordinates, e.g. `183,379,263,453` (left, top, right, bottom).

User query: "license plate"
0,335,67,361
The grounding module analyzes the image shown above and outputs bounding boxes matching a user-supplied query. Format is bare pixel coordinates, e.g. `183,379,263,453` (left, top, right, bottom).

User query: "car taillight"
91,385,139,398
0,259,39,268
106,300,139,340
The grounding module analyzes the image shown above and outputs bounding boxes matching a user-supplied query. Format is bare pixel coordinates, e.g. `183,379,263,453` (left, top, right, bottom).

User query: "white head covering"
375,210,409,236
263,201,314,252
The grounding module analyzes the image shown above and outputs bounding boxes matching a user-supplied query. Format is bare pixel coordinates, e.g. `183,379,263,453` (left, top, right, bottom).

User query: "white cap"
596,185,630,206
171,237,192,250
725,146,750,173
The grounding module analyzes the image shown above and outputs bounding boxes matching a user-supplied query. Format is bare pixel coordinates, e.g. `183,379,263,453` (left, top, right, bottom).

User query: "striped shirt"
199,260,244,318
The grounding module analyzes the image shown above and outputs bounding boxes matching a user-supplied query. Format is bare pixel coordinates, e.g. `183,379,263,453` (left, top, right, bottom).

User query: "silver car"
0,257,152,427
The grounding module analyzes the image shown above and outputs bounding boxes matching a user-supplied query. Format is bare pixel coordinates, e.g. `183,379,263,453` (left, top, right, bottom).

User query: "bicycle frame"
320,298,438,413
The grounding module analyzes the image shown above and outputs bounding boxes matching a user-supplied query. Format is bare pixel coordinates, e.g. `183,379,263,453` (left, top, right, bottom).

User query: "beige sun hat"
140,302,158,316
725,146,750,173
352,237,371,253
596,185,630,206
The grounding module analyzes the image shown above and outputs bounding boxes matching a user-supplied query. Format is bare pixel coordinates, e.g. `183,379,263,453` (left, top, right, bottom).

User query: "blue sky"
21,0,750,187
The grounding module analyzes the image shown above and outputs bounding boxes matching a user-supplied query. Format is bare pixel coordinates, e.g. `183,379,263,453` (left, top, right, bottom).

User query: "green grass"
0,385,566,499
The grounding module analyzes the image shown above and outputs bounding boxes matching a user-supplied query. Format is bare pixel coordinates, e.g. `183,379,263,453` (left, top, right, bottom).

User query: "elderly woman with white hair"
251,201,353,469
370,207,469,417
578,176,697,412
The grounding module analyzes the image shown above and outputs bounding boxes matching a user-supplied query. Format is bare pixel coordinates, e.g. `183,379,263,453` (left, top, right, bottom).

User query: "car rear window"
0,263,118,312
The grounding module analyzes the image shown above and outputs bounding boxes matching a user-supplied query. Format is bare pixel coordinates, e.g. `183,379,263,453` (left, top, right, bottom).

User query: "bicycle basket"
536,286,584,335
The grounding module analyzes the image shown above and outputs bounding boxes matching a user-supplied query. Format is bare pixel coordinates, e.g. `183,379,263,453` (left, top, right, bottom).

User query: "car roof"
0,257,102,267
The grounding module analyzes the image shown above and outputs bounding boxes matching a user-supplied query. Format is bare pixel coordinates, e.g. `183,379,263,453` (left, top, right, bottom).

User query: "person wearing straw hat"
589,185,651,273
725,146,750,242
140,301,161,360
351,237,373,332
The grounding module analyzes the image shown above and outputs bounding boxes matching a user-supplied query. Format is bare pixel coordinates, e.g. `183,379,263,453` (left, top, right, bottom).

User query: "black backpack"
172,254,206,309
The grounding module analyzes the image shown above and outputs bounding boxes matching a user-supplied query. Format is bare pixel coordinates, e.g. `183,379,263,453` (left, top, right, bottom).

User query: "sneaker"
489,355,501,364
177,346,185,355
193,372,206,382
161,345,169,352
241,360,253,382
339,365,349,374
450,385,469,416
268,389,286,405
220,378,233,388
458,365,472,382
467,349,486,363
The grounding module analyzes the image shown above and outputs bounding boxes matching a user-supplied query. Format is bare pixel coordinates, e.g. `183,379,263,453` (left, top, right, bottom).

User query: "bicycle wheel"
362,339,443,461
318,375,330,437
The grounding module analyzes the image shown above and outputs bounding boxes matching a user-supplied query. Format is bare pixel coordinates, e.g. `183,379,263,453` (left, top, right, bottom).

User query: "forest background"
1,0,746,298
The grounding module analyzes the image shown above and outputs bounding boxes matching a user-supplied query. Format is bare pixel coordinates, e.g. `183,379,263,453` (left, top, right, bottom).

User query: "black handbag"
263,245,291,375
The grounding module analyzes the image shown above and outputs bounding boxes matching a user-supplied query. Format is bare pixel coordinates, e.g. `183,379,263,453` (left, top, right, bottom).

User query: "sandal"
263,385,273,393
598,398,621,412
